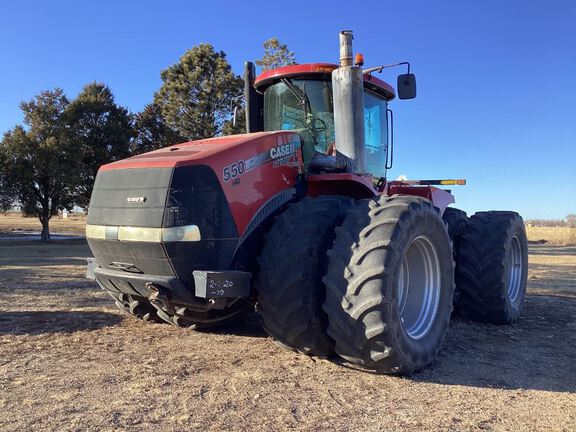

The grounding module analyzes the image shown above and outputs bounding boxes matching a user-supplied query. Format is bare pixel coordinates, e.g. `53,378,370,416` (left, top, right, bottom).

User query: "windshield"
263,79,335,159
263,79,388,178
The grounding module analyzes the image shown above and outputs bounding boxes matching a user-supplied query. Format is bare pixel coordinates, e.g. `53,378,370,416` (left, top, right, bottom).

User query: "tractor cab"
248,63,396,180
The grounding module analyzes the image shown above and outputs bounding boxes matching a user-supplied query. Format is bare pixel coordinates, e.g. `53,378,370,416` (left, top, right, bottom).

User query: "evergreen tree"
66,82,132,207
131,103,184,154
155,44,243,140
0,89,77,240
255,37,296,71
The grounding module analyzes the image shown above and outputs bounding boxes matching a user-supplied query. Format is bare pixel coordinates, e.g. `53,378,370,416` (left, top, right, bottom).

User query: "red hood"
100,131,291,171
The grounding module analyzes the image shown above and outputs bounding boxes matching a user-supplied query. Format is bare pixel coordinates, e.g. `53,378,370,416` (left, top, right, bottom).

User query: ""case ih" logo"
126,196,146,203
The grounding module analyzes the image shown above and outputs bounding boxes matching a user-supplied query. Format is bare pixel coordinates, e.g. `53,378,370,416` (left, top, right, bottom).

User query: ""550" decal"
223,160,246,182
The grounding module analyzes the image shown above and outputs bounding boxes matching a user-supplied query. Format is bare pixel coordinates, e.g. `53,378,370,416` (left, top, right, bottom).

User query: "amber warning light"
395,179,467,186
355,53,365,67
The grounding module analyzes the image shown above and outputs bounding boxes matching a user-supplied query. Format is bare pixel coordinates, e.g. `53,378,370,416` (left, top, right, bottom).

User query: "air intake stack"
332,30,366,174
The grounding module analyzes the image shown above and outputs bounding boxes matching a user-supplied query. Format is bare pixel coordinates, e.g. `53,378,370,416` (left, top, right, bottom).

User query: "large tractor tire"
455,211,528,323
107,291,163,323
443,207,468,244
442,207,469,312
323,195,455,374
255,196,353,357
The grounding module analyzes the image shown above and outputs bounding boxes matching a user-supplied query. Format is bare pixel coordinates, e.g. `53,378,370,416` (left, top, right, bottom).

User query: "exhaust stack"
339,30,354,67
332,30,366,174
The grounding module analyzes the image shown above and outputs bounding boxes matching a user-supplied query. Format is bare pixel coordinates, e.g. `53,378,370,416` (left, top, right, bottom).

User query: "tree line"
526,215,576,228
0,38,295,240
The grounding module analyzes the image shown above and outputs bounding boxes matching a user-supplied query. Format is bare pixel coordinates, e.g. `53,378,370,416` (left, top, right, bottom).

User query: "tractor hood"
91,130,303,236
100,131,297,171
87,129,305,281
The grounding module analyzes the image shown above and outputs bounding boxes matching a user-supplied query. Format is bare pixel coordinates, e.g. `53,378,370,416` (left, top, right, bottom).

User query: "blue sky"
1,0,574,219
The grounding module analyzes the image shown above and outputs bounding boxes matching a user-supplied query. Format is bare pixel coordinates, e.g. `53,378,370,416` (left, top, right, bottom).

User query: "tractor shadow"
196,312,268,338
527,245,576,256
411,294,576,393
0,310,123,336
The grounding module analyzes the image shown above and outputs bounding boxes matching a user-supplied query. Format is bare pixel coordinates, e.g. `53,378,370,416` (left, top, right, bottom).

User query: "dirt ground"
1,238,575,431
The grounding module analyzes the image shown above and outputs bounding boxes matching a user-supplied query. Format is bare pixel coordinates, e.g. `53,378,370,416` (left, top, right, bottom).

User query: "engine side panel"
184,132,304,236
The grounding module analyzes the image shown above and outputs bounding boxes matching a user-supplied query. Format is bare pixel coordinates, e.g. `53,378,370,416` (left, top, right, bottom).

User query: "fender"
386,182,455,214
306,174,455,214
306,173,377,199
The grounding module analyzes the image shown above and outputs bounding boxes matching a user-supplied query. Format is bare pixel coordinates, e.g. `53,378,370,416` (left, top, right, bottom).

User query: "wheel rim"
397,235,441,340
506,236,523,303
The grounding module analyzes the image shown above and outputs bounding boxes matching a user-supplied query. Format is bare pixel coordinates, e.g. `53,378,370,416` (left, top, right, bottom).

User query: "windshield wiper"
281,78,311,114
281,78,329,151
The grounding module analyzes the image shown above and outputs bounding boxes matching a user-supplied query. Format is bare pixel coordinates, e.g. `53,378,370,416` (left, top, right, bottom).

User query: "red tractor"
86,31,528,374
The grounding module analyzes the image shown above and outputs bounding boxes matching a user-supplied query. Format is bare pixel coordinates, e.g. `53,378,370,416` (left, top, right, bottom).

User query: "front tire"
107,291,163,323
151,298,254,329
255,196,352,357
323,196,455,374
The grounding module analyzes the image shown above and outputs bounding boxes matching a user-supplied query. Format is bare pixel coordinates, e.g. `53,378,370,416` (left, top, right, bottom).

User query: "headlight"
86,224,201,242
161,225,201,242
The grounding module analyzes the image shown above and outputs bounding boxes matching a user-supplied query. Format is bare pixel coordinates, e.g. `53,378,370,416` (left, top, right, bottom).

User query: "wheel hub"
506,236,523,303
397,235,441,340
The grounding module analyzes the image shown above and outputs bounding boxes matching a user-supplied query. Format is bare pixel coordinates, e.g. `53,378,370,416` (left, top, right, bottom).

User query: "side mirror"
397,73,417,100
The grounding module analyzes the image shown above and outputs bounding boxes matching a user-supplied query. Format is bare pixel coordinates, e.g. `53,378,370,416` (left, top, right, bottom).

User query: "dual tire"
255,196,353,357
149,298,254,329
256,196,528,373
455,211,528,323
323,196,455,373
256,195,454,372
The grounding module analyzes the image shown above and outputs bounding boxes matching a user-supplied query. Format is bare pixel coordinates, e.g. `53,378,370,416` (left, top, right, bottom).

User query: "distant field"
0,213,86,235
526,226,576,246
2,213,575,245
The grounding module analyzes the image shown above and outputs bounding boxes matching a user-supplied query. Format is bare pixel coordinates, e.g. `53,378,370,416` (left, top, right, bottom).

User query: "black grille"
163,165,239,284
87,164,239,286
88,167,172,227
163,165,238,238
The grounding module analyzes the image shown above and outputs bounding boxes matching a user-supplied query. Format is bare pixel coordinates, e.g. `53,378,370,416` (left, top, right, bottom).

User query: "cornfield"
525,226,576,246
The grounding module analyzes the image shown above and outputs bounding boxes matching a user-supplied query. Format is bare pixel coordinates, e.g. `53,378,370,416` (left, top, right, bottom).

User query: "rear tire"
442,207,468,312
255,196,353,357
455,211,528,323
443,207,468,244
323,195,454,374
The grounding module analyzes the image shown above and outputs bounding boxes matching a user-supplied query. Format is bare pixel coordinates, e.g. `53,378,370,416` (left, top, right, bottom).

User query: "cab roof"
254,63,396,101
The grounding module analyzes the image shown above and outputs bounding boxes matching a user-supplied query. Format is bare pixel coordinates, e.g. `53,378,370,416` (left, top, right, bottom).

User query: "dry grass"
526,226,576,246
1,238,575,431
0,213,86,235
3,213,575,246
